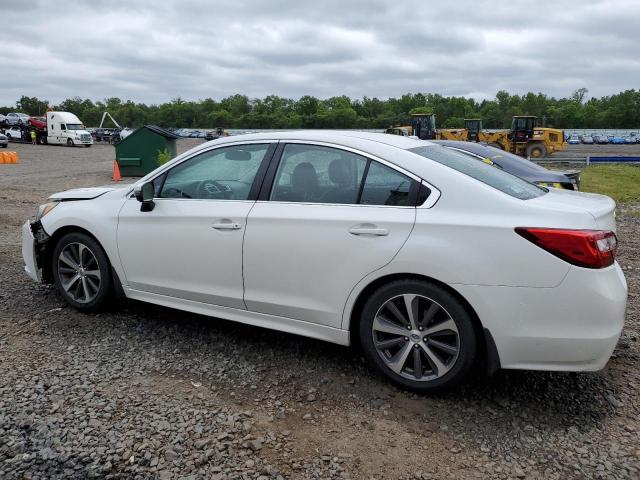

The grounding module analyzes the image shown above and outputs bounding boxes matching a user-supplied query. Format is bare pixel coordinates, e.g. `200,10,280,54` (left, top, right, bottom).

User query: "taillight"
515,227,617,269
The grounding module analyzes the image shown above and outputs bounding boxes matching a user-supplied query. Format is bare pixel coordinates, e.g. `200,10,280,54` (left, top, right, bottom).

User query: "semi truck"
0,111,93,147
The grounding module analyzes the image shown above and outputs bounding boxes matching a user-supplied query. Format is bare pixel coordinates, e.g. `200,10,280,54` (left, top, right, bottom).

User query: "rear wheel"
52,232,112,311
526,143,547,158
359,280,477,392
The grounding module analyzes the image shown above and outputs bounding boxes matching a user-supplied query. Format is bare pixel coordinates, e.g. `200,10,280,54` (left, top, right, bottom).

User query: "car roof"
210,130,433,150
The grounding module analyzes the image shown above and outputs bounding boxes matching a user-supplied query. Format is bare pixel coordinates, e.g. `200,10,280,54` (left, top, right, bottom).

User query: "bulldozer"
385,114,565,158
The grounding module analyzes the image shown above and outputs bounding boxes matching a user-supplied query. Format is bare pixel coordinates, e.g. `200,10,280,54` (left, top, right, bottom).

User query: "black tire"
52,232,112,311
67,139,74,147
85,144,91,148
526,143,547,158
359,279,477,393
1,144,7,148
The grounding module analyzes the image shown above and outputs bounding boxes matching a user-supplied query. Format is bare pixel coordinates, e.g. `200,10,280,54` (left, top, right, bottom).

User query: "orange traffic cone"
112,160,122,181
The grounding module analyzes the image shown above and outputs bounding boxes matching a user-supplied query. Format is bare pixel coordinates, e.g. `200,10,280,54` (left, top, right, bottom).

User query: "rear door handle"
212,221,242,230
348,226,389,236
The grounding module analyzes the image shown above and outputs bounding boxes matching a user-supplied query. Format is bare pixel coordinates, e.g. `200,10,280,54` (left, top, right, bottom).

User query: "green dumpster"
115,125,179,176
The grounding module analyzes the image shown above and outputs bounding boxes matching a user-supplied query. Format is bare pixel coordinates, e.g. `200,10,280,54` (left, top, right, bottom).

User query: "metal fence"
532,156,640,165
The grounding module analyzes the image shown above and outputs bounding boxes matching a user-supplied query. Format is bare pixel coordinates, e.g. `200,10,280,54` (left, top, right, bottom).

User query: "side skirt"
123,288,351,347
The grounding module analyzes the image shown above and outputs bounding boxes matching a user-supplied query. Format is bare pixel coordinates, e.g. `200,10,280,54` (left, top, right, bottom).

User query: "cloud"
0,0,638,106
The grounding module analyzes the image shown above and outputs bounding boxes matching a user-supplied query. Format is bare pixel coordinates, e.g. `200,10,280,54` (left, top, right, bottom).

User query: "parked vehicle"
28,116,47,130
5,112,31,125
0,114,6,126
568,134,580,144
0,132,7,148
45,112,93,147
5,126,23,140
22,132,626,392
593,134,609,144
623,136,635,144
609,135,626,144
581,135,594,144
433,140,580,190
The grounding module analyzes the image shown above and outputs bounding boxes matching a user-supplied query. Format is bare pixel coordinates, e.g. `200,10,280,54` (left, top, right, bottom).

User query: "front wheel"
67,139,74,147
52,232,112,311
359,280,477,392
526,143,547,158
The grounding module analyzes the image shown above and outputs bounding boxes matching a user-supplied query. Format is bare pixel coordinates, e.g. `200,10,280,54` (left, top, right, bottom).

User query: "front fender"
40,194,126,285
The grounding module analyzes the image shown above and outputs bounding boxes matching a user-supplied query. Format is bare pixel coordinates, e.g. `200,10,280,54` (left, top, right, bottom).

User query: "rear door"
242,142,419,328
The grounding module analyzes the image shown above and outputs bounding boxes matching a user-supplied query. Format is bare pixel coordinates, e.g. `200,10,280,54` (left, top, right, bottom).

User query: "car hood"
50,184,132,200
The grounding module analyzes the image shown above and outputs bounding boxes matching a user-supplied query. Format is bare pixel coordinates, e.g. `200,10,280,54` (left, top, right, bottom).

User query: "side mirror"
134,182,155,211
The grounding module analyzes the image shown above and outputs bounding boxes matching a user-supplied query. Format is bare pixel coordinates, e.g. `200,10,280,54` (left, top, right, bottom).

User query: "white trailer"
46,111,93,147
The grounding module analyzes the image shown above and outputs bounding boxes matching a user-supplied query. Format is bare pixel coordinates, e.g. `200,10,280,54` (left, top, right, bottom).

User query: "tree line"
2,88,639,130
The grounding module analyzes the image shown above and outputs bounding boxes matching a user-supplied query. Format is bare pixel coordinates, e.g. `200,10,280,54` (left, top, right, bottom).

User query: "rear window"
409,145,546,200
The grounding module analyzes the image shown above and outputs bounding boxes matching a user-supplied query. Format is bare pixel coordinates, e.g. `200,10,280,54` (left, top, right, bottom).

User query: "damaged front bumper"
21,220,50,282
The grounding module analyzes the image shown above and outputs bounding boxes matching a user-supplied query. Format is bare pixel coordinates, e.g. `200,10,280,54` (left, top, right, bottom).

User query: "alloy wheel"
372,294,460,381
57,242,102,303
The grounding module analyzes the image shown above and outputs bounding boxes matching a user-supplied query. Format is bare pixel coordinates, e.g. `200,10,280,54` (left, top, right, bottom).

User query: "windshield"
66,124,85,130
409,145,546,200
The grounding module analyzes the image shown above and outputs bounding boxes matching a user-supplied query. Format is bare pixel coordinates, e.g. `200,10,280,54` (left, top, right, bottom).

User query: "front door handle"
212,221,242,230
349,226,389,236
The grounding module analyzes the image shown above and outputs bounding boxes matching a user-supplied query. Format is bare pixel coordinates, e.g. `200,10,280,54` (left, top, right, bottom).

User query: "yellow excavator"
385,114,565,158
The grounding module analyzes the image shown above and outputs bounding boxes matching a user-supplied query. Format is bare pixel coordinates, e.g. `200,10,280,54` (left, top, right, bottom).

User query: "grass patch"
579,164,640,204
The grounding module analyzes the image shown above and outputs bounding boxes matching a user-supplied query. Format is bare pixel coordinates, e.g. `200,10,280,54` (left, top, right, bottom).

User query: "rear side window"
409,145,545,200
269,144,418,206
360,162,412,206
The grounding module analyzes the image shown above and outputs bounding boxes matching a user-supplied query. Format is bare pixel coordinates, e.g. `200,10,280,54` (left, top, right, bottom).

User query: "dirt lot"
1,141,639,480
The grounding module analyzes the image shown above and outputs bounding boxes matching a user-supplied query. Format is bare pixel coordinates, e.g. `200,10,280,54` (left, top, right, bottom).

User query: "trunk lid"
528,189,617,231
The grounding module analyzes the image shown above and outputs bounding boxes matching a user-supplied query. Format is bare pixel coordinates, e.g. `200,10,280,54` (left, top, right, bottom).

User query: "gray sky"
1,0,639,105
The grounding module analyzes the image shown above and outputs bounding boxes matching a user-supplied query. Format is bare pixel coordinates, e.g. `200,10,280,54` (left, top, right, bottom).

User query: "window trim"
257,140,438,208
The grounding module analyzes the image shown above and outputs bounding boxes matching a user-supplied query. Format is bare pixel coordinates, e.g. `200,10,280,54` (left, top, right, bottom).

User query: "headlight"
36,201,59,221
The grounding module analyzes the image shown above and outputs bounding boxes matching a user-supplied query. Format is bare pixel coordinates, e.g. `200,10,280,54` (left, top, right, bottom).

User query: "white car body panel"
26,131,627,374
117,197,253,309
243,201,415,328
50,186,124,200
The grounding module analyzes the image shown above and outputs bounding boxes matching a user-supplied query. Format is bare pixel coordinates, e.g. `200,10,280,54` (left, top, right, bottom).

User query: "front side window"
270,144,367,204
160,144,269,200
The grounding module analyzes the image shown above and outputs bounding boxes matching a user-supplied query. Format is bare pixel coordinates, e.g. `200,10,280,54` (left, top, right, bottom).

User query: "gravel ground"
1,141,639,480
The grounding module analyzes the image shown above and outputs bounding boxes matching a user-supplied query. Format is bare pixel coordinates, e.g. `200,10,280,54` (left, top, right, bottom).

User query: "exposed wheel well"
348,273,499,374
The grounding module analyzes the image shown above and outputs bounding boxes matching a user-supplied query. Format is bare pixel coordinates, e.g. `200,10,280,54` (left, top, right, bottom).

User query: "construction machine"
478,116,565,158
385,114,565,158
385,114,478,141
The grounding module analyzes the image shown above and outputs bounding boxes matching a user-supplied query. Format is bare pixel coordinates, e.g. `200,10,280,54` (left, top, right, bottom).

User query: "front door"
243,143,418,328
117,142,275,309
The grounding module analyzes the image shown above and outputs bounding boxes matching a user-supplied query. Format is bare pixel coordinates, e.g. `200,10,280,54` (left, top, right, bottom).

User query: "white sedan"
22,131,627,391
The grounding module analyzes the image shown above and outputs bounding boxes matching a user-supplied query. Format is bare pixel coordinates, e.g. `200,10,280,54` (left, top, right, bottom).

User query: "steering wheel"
195,179,233,199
